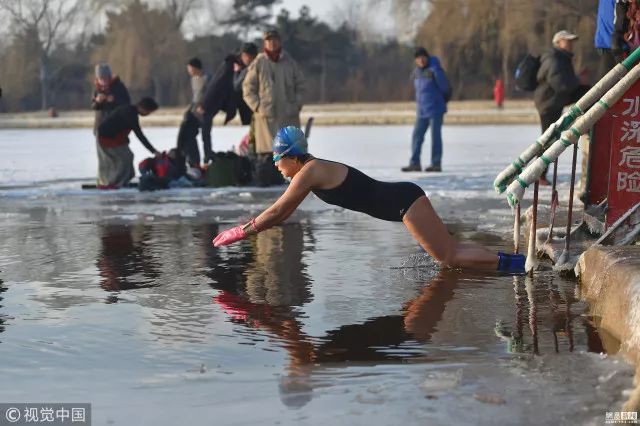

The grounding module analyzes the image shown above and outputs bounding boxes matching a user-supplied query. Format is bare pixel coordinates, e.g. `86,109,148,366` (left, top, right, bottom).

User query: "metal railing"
498,49,640,274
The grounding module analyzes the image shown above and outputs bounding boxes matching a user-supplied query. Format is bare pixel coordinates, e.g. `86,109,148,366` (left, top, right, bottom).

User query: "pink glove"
212,219,258,247
212,226,247,247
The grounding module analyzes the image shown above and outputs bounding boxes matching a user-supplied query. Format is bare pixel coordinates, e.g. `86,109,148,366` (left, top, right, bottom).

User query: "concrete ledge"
577,245,640,410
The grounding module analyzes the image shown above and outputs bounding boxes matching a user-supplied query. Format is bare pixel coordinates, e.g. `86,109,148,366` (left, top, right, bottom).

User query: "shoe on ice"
401,164,421,172
497,252,525,273
424,165,442,172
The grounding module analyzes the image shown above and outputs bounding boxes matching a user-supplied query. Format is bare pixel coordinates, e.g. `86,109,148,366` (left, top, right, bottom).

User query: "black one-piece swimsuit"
311,164,425,222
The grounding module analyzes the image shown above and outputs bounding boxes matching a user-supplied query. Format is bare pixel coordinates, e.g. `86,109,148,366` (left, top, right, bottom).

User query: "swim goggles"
272,143,296,162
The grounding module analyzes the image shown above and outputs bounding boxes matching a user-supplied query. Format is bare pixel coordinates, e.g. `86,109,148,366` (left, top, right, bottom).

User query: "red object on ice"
493,79,504,108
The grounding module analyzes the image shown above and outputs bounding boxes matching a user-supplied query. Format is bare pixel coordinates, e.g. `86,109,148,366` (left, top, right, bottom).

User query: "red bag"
153,153,170,178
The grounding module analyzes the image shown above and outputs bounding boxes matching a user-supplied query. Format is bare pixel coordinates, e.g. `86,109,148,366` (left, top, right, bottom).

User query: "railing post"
525,275,539,355
547,161,559,244
514,204,521,254
527,180,540,275
564,143,579,257
565,292,574,352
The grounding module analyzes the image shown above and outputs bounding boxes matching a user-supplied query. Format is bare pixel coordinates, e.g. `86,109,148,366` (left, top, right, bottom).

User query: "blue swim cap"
272,126,308,161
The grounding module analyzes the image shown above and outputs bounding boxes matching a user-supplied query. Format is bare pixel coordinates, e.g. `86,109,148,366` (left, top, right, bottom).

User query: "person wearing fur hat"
91,63,131,135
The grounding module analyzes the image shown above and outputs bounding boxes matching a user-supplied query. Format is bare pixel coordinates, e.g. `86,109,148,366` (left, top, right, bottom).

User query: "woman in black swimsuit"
213,126,524,271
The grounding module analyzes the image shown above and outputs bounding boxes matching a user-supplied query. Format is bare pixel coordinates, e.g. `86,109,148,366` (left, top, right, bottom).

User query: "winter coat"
91,76,131,134
242,51,306,154
97,104,157,154
412,56,449,118
595,0,616,49
534,48,581,115
199,55,252,125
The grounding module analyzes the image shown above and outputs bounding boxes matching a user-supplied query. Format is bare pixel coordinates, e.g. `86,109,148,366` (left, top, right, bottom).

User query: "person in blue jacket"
595,0,618,79
402,47,450,173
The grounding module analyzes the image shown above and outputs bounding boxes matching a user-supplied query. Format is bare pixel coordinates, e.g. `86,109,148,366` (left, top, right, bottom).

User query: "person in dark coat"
92,63,131,134
196,54,253,144
233,43,259,154
96,97,160,189
534,30,590,185
233,43,258,92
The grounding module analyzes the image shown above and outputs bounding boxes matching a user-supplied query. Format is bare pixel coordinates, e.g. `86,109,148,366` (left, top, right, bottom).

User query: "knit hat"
414,47,429,58
187,57,202,69
241,42,258,57
95,63,112,79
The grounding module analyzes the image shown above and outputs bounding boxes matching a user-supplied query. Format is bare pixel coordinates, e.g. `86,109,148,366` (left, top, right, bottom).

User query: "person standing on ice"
176,57,211,167
401,47,450,173
91,63,130,135
242,29,306,186
96,97,161,189
534,30,590,186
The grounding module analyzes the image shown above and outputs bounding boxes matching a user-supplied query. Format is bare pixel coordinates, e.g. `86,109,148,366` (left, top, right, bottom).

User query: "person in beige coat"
243,29,306,186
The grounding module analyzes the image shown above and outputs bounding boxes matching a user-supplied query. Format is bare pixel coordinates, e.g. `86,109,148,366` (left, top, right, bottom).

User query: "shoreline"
0,100,539,129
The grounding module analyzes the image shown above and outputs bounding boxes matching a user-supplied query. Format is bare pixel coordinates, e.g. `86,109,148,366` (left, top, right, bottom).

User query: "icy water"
0,125,635,425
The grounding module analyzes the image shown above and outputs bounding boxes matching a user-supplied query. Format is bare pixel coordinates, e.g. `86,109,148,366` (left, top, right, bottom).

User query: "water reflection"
495,274,601,355
97,224,161,294
96,223,218,345
207,224,312,307
0,277,6,336
213,268,461,407
245,226,312,306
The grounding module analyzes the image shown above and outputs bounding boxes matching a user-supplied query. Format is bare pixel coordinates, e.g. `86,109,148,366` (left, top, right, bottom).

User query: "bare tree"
0,0,84,110
163,0,199,29
383,0,430,42
328,0,364,31
92,0,188,105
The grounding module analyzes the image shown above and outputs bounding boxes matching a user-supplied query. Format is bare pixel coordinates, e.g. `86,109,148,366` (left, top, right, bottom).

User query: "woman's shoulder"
305,158,345,171
301,158,348,186
297,158,334,177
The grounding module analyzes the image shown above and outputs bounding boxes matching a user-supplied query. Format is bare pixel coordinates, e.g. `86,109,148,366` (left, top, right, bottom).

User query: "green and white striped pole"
506,60,640,207
493,48,640,194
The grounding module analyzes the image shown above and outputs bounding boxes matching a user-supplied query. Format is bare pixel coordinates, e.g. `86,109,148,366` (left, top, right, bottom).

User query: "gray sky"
273,0,429,42
276,0,338,19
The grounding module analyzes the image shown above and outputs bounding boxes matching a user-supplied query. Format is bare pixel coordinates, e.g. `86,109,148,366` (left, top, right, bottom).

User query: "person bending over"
213,126,524,271
96,97,160,189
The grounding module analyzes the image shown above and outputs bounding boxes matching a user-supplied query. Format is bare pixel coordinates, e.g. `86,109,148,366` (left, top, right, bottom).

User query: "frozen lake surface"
0,125,633,425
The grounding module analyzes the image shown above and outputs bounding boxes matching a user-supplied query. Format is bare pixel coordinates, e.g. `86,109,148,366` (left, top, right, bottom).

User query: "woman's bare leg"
402,196,498,270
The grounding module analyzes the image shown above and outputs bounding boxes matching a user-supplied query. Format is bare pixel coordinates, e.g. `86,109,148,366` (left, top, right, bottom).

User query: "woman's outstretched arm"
254,166,316,230
213,163,317,247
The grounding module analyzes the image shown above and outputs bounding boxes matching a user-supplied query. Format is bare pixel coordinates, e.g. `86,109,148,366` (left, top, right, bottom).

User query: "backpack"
205,152,253,187
514,54,541,91
138,149,187,191
434,69,453,102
